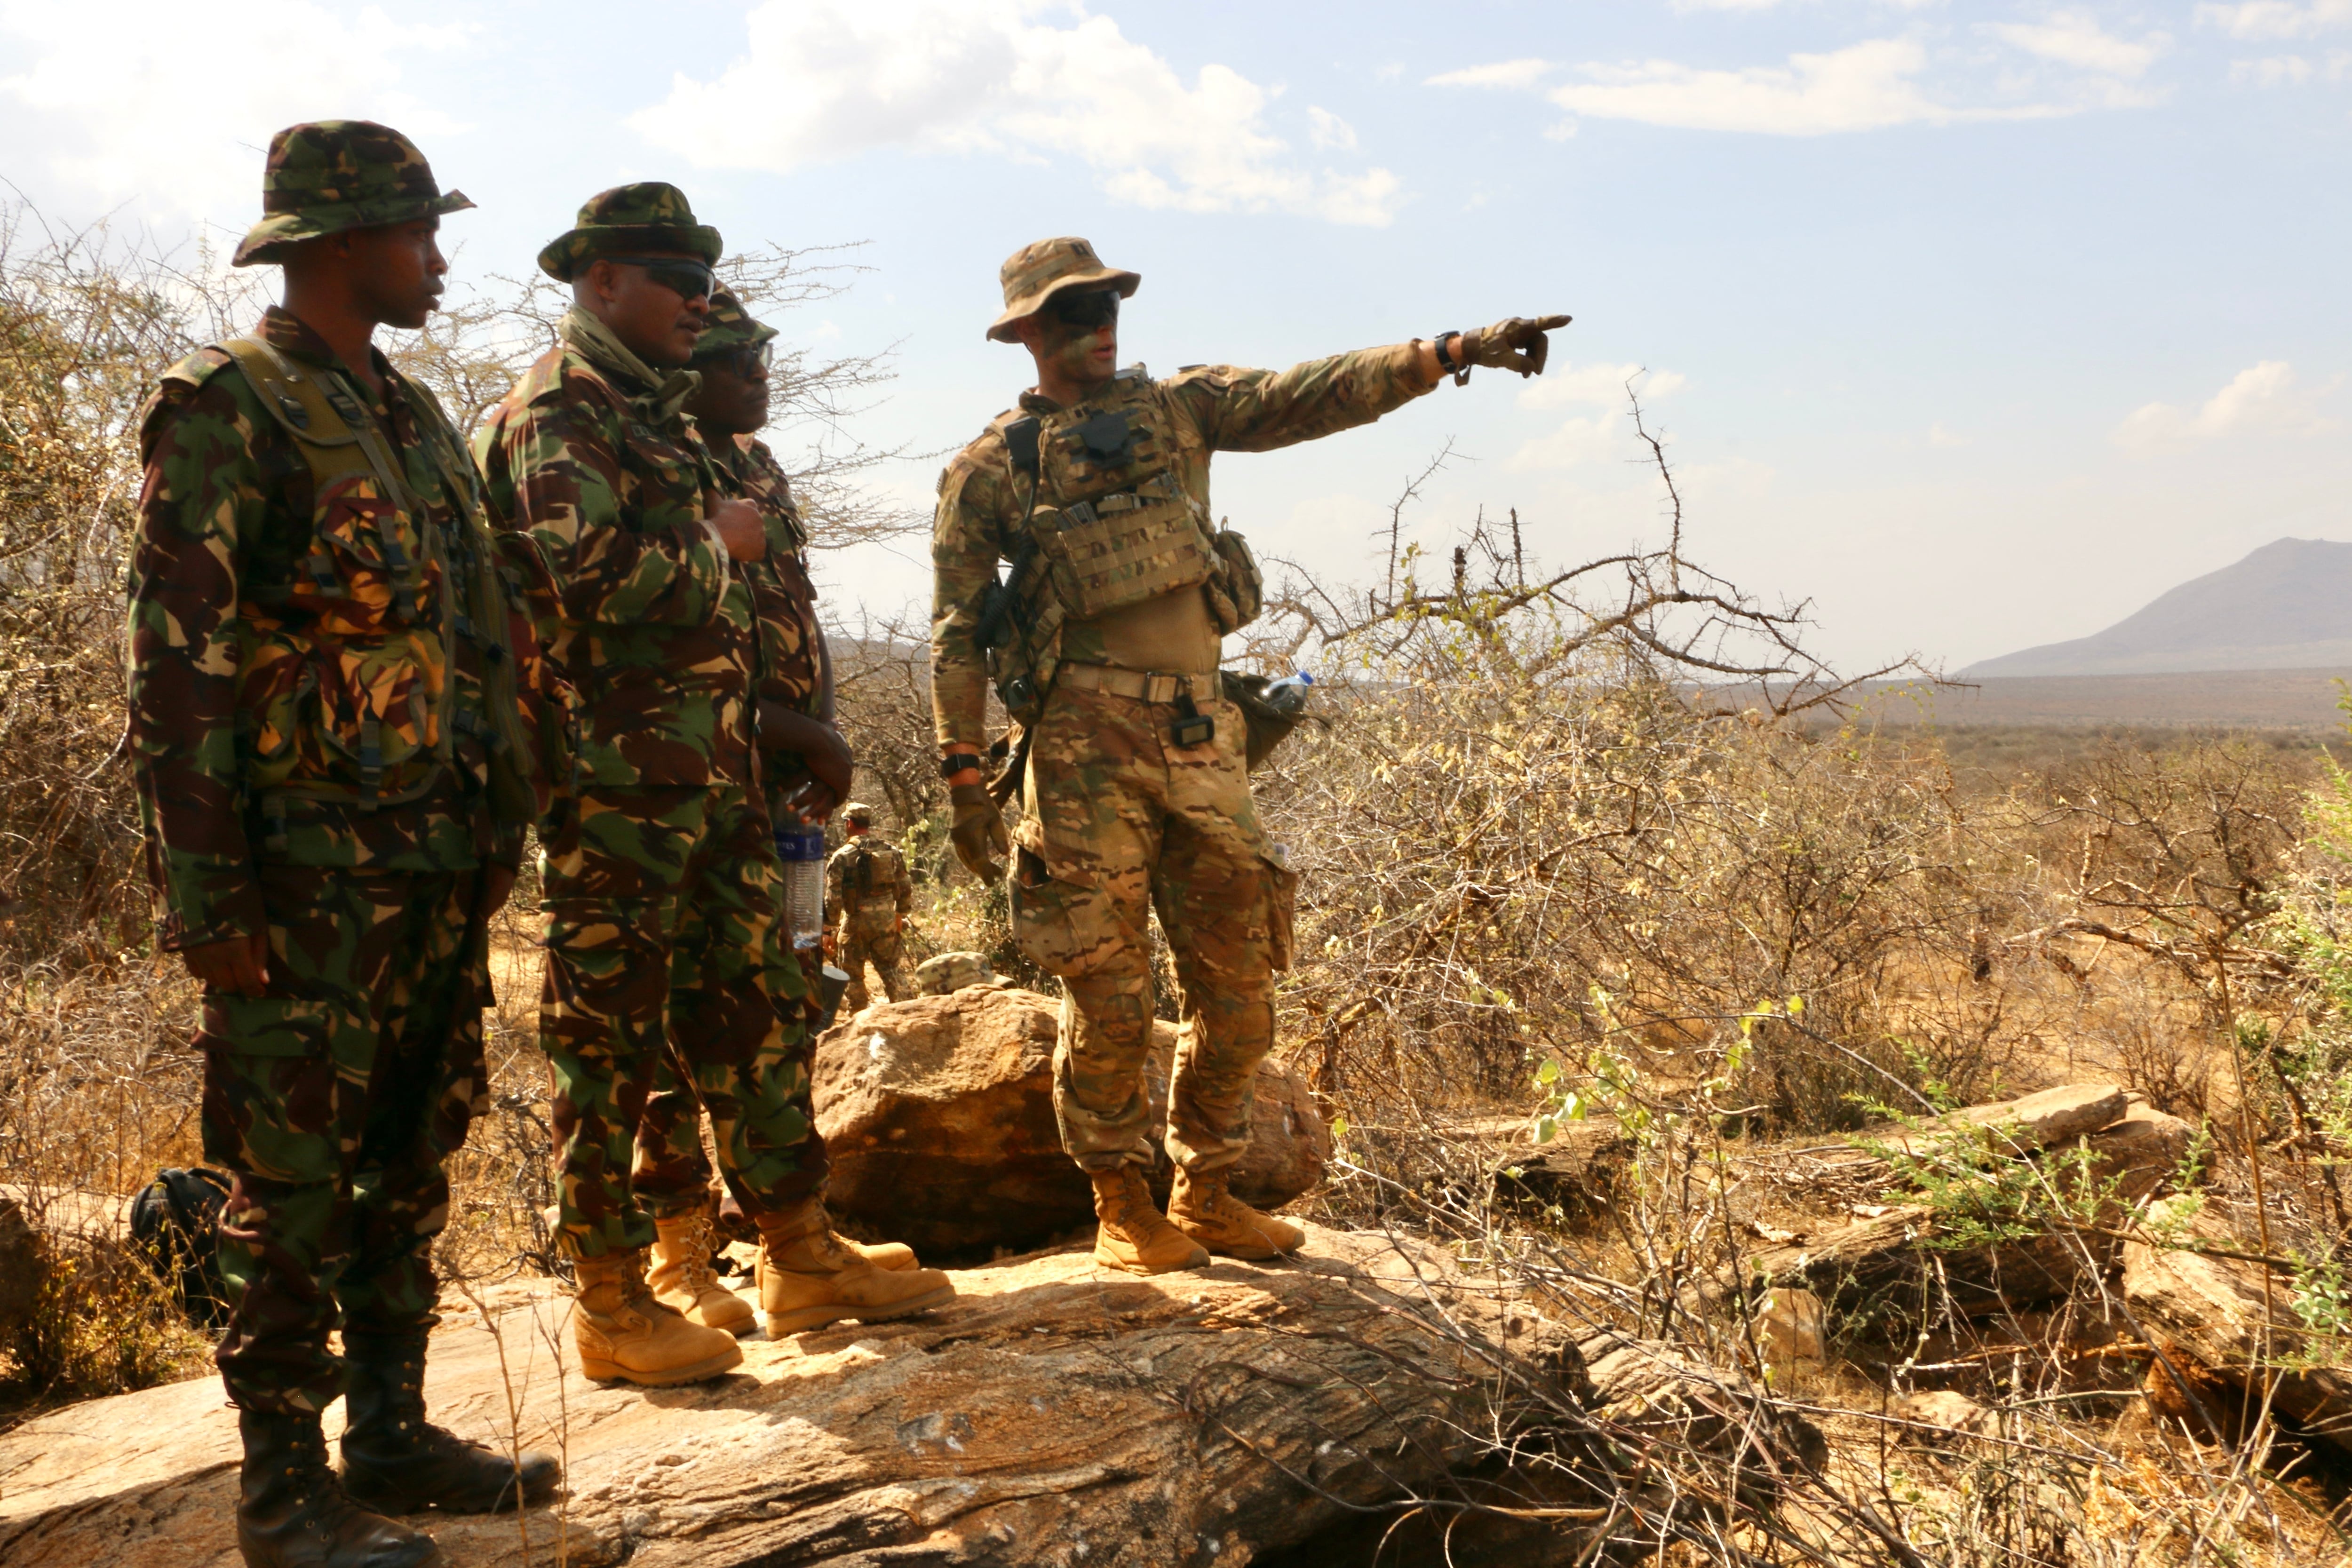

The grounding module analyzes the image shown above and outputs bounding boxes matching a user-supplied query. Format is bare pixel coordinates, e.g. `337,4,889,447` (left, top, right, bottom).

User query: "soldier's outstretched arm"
1179,314,1571,455
127,375,271,968
479,393,733,628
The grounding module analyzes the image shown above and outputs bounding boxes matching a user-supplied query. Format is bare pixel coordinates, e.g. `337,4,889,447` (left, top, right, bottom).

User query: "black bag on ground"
129,1166,233,1327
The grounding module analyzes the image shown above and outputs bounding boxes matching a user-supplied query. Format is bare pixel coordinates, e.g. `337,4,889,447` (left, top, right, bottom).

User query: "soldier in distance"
826,802,916,1011
932,235,1565,1275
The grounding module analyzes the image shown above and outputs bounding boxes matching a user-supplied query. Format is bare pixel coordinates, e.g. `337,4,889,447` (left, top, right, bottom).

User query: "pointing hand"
1456,314,1573,378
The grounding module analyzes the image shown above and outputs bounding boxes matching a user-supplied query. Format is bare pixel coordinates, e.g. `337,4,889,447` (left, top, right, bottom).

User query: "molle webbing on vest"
215,337,534,822
1037,469,1214,621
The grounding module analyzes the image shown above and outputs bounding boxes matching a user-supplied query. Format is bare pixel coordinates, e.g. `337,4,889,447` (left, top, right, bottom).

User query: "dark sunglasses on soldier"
1047,287,1120,329
602,255,716,302
699,341,773,378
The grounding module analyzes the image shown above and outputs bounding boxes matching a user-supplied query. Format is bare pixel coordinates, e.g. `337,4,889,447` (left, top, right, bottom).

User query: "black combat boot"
236,1407,441,1568
339,1330,562,1515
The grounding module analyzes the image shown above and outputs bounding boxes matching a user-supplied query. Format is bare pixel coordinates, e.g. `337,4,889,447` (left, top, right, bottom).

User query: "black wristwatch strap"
941,751,984,779
1433,330,1470,386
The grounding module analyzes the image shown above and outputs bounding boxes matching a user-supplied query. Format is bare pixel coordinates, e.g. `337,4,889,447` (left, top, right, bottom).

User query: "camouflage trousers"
1009,680,1297,1174
198,864,489,1414
632,944,825,1218
540,782,820,1259
837,919,911,1012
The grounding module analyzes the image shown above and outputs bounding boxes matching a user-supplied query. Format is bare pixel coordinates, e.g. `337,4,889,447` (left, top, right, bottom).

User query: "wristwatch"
940,751,984,780
1432,331,1470,386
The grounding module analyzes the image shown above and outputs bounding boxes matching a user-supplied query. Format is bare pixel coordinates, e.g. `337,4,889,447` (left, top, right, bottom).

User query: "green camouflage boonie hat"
985,236,1140,342
690,287,779,362
538,182,723,281
843,801,876,825
233,120,473,268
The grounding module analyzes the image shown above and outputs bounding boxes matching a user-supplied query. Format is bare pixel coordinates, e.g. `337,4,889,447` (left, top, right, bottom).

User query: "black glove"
949,783,1009,883
1454,314,1572,379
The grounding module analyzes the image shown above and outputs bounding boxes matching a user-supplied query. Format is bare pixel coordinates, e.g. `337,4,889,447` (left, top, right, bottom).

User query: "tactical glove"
949,783,1009,883
1454,314,1573,379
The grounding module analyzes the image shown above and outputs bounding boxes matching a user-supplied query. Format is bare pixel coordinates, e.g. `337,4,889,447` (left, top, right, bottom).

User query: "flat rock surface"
0,1225,1552,1568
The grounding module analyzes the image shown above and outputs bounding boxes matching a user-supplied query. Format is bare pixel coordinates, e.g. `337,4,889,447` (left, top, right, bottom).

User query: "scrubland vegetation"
6,206,2352,1562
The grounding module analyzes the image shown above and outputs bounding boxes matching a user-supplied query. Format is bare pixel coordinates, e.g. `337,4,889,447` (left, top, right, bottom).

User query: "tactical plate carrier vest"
170,338,538,830
981,367,1263,725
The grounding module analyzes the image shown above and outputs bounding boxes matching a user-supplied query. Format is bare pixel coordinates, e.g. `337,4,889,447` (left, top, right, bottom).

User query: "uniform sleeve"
480,384,731,628
825,850,848,933
126,379,266,950
893,852,912,916
928,453,1012,750
1169,344,1434,455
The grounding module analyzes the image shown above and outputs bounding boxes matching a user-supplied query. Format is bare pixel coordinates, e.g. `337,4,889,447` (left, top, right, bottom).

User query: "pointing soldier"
825,802,915,1011
931,236,1566,1275
128,121,559,1568
476,188,950,1374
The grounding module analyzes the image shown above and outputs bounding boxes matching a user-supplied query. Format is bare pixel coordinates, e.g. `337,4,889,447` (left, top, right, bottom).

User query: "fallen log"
0,1225,1575,1567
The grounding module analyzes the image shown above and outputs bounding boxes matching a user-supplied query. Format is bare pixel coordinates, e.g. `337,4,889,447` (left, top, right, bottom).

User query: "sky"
3,0,2346,675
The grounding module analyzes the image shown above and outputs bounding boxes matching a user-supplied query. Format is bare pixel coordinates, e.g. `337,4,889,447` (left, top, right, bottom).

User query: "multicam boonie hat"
985,236,1140,342
842,801,876,825
232,120,473,268
538,182,723,282
691,287,779,361
915,951,995,996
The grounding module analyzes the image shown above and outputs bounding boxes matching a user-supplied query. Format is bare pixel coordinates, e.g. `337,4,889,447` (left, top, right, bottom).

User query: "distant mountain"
1960,538,2352,678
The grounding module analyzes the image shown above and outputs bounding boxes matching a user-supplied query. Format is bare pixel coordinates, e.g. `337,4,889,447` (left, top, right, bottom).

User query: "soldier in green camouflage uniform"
932,235,1568,1274
478,191,947,1376
624,290,914,1329
826,804,914,1011
129,120,558,1568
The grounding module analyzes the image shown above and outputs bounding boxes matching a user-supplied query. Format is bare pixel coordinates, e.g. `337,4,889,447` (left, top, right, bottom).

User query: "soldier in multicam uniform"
623,289,916,1335
932,236,1567,1275
475,188,950,1377
128,121,560,1568
825,803,915,1011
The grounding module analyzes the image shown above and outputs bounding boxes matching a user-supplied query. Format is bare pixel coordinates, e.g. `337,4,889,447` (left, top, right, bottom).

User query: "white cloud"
2196,0,2352,40
2113,361,2340,451
1929,422,1969,448
1517,362,1686,410
1986,12,2167,77
0,1,473,223
1544,40,2004,135
1426,58,1553,91
630,0,1404,226
2230,48,2352,80
1307,106,1358,151
1509,412,1622,471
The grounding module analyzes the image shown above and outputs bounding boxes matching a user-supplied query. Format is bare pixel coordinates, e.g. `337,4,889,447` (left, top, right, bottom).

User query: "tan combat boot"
648,1210,756,1335
1089,1165,1210,1275
755,1201,956,1336
572,1249,744,1386
1168,1167,1305,1260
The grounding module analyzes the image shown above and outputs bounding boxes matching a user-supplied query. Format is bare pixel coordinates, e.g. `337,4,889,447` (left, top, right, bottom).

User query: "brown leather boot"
755,1201,955,1336
1089,1165,1209,1275
572,1249,743,1386
648,1211,756,1335
341,1329,561,1515
1168,1167,1305,1260
237,1407,441,1568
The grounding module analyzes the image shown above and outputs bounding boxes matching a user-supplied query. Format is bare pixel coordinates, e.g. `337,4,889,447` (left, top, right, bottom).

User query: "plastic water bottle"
1263,670,1314,716
774,818,826,950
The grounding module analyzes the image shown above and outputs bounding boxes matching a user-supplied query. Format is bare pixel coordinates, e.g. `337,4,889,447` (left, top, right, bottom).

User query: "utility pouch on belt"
1169,689,1216,748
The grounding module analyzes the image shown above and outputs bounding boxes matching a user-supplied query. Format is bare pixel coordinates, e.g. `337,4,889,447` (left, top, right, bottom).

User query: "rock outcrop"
0,1226,1576,1568
813,986,1329,1255
2123,1195,2352,1452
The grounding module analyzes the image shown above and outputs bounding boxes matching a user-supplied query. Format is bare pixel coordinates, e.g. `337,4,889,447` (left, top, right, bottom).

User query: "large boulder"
813,985,1330,1255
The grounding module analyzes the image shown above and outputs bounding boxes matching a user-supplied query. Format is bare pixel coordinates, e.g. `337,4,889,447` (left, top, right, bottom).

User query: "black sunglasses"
601,255,715,302
1047,287,1120,329
698,341,773,377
